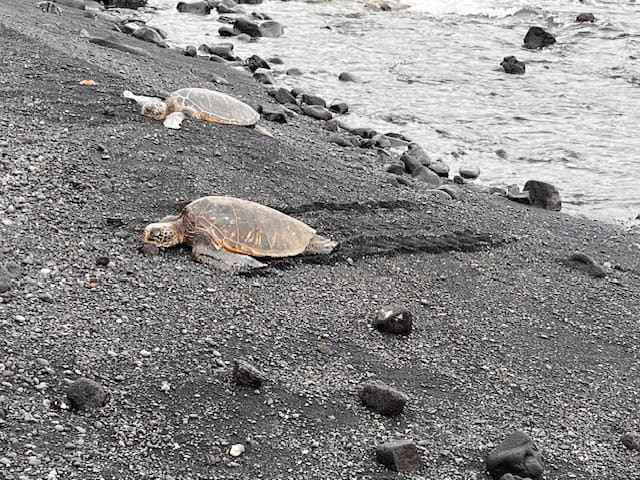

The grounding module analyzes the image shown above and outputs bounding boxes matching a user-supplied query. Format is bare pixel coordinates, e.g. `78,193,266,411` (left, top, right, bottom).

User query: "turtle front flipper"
163,112,186,130
192,243,266,273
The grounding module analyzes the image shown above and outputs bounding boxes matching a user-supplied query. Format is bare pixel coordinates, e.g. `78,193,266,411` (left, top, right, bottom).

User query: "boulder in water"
200,43,236,60
301,93,326,108
132,26,167,47
245,54,270,72
523,180,561,210
301,104,332,121
233,17,261,37
216,0,244,14
236,0,262,4
253,68,275,84
501,56,525,75
338,71,362,82
101,0,146,7
259,20,284,38
523,26,556,49
576,12,595,23
176,0,212,14
218,25,238,37
329,102,349,114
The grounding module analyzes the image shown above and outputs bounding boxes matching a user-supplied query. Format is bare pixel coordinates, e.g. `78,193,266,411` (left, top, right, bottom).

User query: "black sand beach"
1,1,639,479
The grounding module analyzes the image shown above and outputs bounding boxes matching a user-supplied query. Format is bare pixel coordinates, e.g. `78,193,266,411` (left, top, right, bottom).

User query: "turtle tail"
304,235,338,255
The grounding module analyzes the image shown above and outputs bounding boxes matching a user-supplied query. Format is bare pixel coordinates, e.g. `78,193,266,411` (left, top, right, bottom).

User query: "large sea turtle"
123,87,271,135
142,196,338,272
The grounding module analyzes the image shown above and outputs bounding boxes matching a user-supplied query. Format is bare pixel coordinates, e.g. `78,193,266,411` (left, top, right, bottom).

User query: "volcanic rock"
176,0,212,14
66,378,110,411
376,440,421,472
523,180,561,210
501,56,525,74
329,102,348,114
245,54,270,72
301,93,326,108
359,381,408,416
371,306,413,335
576,12,595,23
523,26,556,49
301,104,332,121
486,431,544,480
232,360,266,388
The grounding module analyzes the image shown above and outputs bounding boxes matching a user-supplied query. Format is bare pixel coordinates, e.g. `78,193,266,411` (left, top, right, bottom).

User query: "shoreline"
1,1,640,479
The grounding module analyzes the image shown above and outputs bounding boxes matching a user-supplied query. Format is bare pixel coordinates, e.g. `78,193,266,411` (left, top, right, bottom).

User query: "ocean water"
144,0,640,225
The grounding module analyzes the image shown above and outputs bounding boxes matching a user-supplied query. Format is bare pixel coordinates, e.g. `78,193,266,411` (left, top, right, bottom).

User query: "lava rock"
233,17,261,37
66,378,110,411
245,54,270,72
101,0,146,7
259,20,284,38
216,0,244,13
338,71,361,82
438,184,463,200
486,431,544,480
351,127,377,139
621,432,640,451
412,165,442,187
267,56,283,64
523,180,561,210
376,440,421,472
200,43,236,60
301,104,332,121
501,56,525,75
290,87,305,98
301,93,326,108
270,87,296,105
523,26,556,49
562,252,606,278
329,102,349,114
428,161,450,178
183,45,197,56
372,307,413,335
253,68,275,84
132,26,167,47
401,143,431,174
459,165,480,180
382,161,404,175
260,104,287,123
327,134,355,147
286,67,303,76
236,0,262,4
176,0,212,15
359,381,408,416
95,256,110,267
251,11,271,20
576,12,595,23
232,360,266,387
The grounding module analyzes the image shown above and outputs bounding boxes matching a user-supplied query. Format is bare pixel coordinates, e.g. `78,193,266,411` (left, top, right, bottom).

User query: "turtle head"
142,222,183,247
141,100,168,120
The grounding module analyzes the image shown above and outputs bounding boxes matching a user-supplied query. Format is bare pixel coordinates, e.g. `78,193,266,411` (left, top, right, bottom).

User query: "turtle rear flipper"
192,243,266,273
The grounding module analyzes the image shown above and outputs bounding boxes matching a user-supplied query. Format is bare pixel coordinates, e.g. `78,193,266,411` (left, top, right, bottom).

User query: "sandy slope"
1,1,639,479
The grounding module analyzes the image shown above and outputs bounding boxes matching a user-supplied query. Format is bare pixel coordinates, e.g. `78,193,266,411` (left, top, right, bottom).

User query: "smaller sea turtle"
123,87,271,135
142,196,338,272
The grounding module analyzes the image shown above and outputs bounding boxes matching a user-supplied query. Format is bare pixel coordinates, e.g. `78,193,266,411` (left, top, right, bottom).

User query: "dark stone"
251,11,271,20
95,256,110,267
132,26,167,47
327,134,354,147
232,360,266,388
412,166,442,187
253,68,275,84
260,104,287,123
576,12,595,23
216,0,244,13
372,307,413,335
259,20,284,38
217,14,236,23
438,184,463,200
351,127,377,139
338,71,361,82
301,93,326,108
66,378,110,411
233,17,261,37
523,180,561,211
501,56,525,75
176,0,211,14
218,25,238,37
359,381,408,416
562,252,606,278
329,102,348,114
183,45,197,57
403,143,431,171
200,43,236,60
428,161,450,178
382,162,404,175
523,26,556,49
101,0,146,8
236,0,262,4
140,244,160,256
285,103,302,115
270,87,296,105
621,432,640,451
301,104,332,121
486,431,544,480
459,165,480,180
267,56,283,64
376,440,421,472
286,67,303,76
245,54,270,72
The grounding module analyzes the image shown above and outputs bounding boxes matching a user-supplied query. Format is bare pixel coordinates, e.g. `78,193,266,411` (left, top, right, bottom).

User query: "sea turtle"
142,196,338,272
123,87,271,135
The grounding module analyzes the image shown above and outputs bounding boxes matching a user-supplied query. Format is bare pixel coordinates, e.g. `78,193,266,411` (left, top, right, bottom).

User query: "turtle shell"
182,196,316,257
167,88,259,126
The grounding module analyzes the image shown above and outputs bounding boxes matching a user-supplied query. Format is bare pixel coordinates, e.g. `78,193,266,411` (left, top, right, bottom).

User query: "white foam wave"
400,0,531,18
